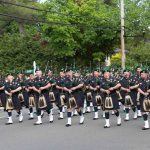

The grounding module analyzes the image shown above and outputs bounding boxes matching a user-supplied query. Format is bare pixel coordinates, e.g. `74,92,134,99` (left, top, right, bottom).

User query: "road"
0,107,150,150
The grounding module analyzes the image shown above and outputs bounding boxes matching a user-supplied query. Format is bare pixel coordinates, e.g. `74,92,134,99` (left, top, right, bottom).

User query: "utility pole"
120,0,125,69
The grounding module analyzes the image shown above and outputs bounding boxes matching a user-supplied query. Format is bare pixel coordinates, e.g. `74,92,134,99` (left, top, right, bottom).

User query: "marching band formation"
0,65,150,130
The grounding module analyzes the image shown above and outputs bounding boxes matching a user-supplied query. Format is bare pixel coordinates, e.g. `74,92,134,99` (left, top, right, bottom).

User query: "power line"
0,0,113,22
0,13,120,31
0,18,13,22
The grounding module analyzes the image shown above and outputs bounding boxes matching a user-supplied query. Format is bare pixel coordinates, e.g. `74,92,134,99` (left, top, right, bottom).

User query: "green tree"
0,0,149,72
41,0,120,66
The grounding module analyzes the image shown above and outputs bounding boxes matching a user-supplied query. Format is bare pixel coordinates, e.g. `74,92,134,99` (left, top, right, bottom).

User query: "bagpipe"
60,89,67,107
125,94,133,106
29,95,35,107
116,90,122,101
92,85,103,106
49,83,56,103
38,94,47,109
86,92,93,102
104,94,113,110
67,93,77,109
60,94,66,106
95,93,103,106
86,84,93,102
18,92,24,103
143,96,150,112
49,91,55,103
6,96,14,110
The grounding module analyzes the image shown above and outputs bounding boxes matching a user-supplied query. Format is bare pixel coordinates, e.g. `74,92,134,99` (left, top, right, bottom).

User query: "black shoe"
86,111,91,113
93,118,98,120
79,122,84,125
49,121,53,123
104,125,110,128
58,117,63,120
142,127,149,130
34,122,42,125
101,115,105,118
73,114,78,116
124,119,129,122
138,116,142,118
28,117,34,120
19,120,23,123
66,124,71,127
117,123,121,126
5,122,13,125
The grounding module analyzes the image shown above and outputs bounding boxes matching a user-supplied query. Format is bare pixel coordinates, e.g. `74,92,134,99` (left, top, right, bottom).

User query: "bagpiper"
5,74,23,125
119,69,139,121
26,73,36,120
138,68,150,130
32,69,53,125
100,68,121,128
63,68,85,127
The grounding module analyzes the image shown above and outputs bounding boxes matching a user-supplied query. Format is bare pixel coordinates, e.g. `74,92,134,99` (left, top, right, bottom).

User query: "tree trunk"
18,22,24,34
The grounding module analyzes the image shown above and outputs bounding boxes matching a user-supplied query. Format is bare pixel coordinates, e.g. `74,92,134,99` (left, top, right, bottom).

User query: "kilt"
55,91,67,107
73,91,84,108
85,90,93,102
12,93,22,110
28,91,35,107
121,90,137,107
35,90,53,111
66,90,84,109
130,90,138,106
120,91,126,104
92,92,98,107
139,95,149,112
0,91,7,108
22,90,29,107
103,91,119,110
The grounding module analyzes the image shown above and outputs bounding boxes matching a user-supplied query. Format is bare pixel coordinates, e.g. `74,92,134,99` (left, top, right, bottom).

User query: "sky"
39,0,47,3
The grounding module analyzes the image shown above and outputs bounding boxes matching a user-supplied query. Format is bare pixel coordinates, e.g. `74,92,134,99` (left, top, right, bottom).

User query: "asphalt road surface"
0,106,150,150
